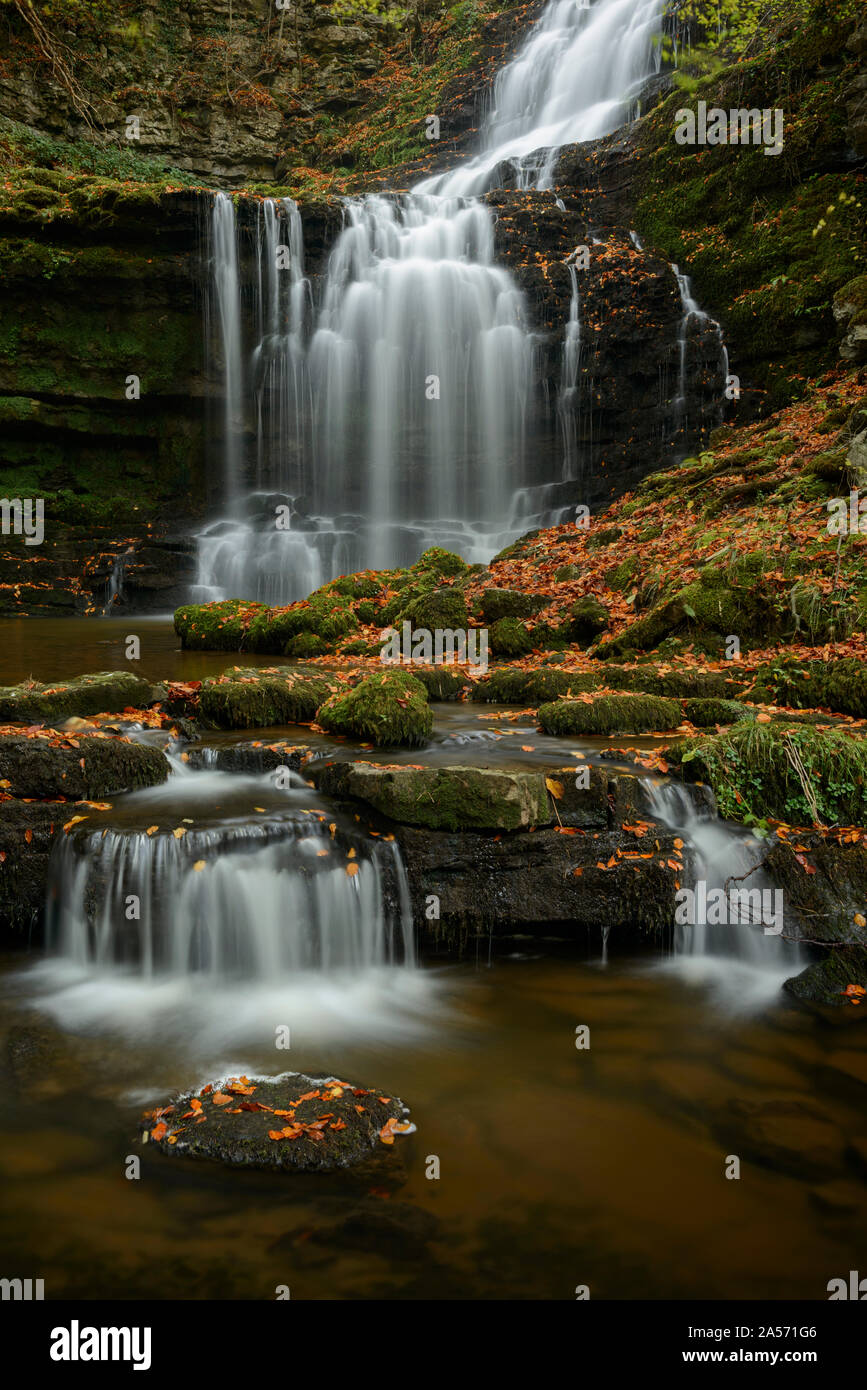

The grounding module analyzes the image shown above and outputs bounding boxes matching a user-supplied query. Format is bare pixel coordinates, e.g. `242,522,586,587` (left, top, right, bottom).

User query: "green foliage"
672,721,867,825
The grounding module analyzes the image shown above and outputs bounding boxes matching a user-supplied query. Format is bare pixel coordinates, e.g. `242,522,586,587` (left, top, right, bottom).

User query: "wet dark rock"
140,1075,412,1174
181,741,313,775
783,948,867,1015
394,820,684,942
0,731,168,800
0,801,73,938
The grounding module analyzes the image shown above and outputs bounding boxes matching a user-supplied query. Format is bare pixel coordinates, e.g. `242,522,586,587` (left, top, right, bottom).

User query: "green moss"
199,669,334,729
413,546,468,578
480,587,543,622
174,601,263,652
318,670,433,747
684,697,754,727
0,670,153,723
409,665,469,700
489,616,535,658
537,694,682,736
745,658,867,717
670,720,867,825
560,595,609,644
400,585,469,631
286,632,329,658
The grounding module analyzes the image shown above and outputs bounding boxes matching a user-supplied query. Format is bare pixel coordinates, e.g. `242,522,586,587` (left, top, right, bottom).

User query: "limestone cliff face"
0,0,397,186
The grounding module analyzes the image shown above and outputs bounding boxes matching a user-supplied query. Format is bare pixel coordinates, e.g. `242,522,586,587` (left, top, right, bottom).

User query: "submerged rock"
140,1074,413,1173
0,670,153,723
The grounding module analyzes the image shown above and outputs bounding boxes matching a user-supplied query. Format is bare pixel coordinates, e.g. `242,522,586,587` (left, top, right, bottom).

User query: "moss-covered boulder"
413,547,468,578
0,730,168,799
480,588,544,623
0,670,153,723
409,666,469,700
199,668,335,729
669,721,867,825
538,694,682,736
595,561,778,659
285,632,329,658
471,667,589,704
314,762,552,831
400,585,469,632
745,658,867,718
140,1074,412,1173
174,600,265,651
683,698,754,727
561,596,609,645
489,615,536,658
318,670,432,747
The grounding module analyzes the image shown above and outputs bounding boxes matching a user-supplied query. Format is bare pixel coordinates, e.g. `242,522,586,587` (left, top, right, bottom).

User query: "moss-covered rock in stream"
0,731,168,799
318,670,432,747
745,658,867,718
314,762,552,832
174,593,357,655
174,601,264,652
669,721,867,826
199,669,335,729
683,698,754,728
140,1074,412,1173
470,664,741,705
538,694,682,736
408,666,469,700
0,670,153,723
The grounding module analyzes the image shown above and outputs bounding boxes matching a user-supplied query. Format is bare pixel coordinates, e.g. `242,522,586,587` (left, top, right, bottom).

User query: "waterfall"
211,192,243,505
418,0,663,195
559,259,582,481
198,0,729,603
642,779,801,1005
46,772,414,978
670,263,728,440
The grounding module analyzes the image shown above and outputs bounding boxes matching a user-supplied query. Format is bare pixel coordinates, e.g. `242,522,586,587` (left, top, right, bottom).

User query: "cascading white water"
419,0,663,196
671,263,728,432
200,0,725,603
211,192,243,505
642,779,801,1006
30,764,432,1047
559,259,582,480
47,768,414,977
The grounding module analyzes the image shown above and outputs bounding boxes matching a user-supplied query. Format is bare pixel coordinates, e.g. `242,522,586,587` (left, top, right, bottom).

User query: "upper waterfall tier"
418,0,663,195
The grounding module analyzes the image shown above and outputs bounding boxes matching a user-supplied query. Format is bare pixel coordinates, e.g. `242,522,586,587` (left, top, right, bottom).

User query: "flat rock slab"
0,670,153,723
139,1073,413,1173
315,761,552,831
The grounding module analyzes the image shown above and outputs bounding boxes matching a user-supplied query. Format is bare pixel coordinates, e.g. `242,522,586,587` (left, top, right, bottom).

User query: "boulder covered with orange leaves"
139,1073,415,1173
